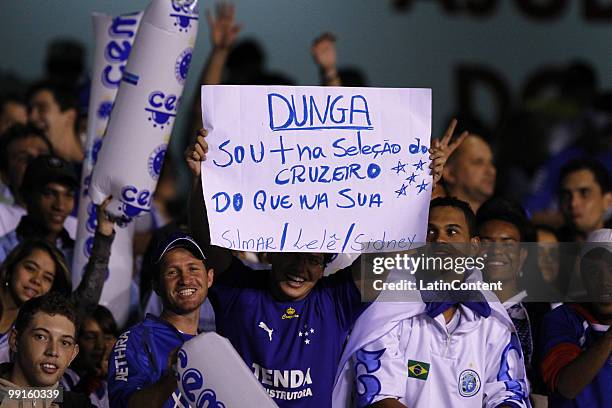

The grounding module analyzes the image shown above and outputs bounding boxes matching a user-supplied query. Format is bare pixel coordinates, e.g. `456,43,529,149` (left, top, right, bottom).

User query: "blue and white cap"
154,231,206,264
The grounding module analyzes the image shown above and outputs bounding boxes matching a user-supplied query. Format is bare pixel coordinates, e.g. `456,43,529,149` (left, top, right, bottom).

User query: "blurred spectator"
0,95,27,136
311,32,341,86
61,305,117,408
442,134,496,212
535,225,568,300
0,155,78,265
45,39,86,87
225,39,265,84
558,158,612,242
0,124,54,231
539,229,611,407
0,292,94,407
28,81,83,166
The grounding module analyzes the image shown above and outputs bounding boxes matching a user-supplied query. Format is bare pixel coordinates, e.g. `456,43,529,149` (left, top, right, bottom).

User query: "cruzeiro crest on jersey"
458,369,481,397
408,360,430,381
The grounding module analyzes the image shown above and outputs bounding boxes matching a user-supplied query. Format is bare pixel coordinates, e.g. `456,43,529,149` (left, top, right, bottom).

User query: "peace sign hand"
429,118,468,187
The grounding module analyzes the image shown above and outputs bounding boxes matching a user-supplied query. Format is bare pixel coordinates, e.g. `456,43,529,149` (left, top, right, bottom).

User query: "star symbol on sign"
413,159,426,172
406,173,417,185
395,184,408,198
416,180,429,194
391,161,407,174
298,332,303,337
305,339,310,345
304,332,309,337
310,328,315,334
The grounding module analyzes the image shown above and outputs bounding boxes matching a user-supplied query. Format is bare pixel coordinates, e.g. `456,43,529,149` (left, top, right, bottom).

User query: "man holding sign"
186,87,465,407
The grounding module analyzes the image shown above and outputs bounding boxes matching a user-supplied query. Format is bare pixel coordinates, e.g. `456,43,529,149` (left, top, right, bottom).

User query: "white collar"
502,290,528,308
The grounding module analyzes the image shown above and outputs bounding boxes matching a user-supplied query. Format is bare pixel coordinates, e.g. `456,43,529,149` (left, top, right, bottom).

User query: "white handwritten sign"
201,85,431,253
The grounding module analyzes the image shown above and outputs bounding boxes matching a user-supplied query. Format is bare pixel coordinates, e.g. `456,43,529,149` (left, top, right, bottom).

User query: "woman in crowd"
0,197,115,363
0,239,70,362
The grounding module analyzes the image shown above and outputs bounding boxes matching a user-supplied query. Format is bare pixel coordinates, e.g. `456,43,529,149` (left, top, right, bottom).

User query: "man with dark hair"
333,197,529,407
477,197,549,398
108,232,214,408
558,158,612,242
0,124,56,234
28,81,83,165
429,196,478,237
442,134,496,212
540,229,611,407
0,155,79,265
0,292,93,407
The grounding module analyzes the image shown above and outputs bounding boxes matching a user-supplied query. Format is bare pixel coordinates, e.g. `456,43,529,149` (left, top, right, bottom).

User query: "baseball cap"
153,231,206,265
20,154,78,195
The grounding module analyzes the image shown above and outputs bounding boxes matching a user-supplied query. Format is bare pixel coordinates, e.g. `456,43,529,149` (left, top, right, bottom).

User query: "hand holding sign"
200,85,432,253
429,118,468,187
185,129,209,177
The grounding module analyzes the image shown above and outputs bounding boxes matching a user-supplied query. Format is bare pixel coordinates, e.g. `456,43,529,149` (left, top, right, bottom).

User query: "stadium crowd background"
0,1,610,408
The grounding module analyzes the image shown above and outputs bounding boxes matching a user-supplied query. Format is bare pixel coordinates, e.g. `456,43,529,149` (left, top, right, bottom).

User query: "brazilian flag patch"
408,360,430,380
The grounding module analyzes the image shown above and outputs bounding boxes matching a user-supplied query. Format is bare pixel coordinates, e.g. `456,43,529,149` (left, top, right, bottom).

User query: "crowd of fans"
0,3,610,408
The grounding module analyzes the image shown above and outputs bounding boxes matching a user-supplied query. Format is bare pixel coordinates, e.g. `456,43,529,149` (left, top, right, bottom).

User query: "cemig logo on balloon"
120,185,152,218
148,144,167,180
175,48,193,85
170,0,199,33
102,13,140,89
177,349,226,408
145,91,180,129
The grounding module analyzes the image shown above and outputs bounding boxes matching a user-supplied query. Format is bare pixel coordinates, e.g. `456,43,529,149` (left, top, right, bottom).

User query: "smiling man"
0,292,93,407
0,155,78,266
27,81,83,165
332,197,529,408
477,197,553,398
107,232,213,408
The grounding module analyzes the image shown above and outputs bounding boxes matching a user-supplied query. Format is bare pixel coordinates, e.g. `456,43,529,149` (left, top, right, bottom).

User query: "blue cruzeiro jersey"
108,314,194,408
209,257,366,408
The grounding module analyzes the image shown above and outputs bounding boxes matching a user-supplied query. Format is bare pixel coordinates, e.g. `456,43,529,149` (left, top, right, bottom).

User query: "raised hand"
96,195,115,237
312,32,337,72
311,32,340,86
185,129,209,178
206,2,242,51
429,119,468,187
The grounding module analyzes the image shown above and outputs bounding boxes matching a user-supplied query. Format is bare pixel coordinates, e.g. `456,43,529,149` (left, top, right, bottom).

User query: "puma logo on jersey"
259,322,274,341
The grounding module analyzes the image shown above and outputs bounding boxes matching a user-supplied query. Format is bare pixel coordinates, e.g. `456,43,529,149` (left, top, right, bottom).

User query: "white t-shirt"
351,305,529,408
